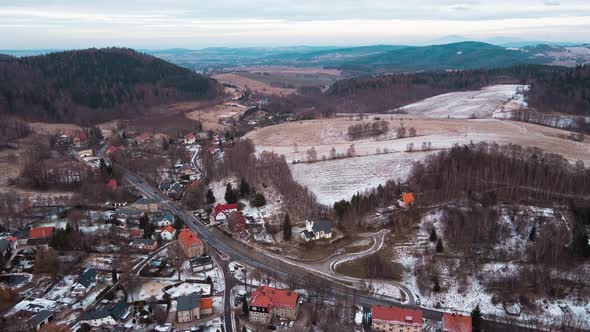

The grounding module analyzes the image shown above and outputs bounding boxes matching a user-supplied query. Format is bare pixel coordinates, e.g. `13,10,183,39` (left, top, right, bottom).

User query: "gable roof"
177,292,200,311
162,225,176,235
371,306,423,327
311,219,333,233
178,229,203,248
402,192,415,206
250,286,299,309
77,268,97,288
130,229,142,237
28,310,53,326
200,297,213,310
213,203,238,216
107,179,118,189
190,256,212,266
185,133,196,140
81,301,128,322
106,145,118,154
162,210,175,222
443,313,472,332
29,227,54,239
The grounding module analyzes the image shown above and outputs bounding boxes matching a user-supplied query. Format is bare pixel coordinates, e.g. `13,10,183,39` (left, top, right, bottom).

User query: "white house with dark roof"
80,301,129,327
177,292,201,323
72,267,97,297
301,219,334,241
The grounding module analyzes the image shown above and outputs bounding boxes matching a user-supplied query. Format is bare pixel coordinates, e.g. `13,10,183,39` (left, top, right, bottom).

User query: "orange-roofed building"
371,305,423,332
106,179,118,190
443,313,472,332
161,225,177,241
400,192,415,208
249,286,300,324
29,227,54,246
106,145,118,155
178,229,204,258
200,297,213,315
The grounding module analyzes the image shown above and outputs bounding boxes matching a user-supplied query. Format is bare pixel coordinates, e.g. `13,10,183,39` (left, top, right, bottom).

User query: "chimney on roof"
405,316,413,322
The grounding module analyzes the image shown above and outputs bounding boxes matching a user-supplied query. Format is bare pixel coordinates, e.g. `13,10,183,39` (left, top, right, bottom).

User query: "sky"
0,0,589,49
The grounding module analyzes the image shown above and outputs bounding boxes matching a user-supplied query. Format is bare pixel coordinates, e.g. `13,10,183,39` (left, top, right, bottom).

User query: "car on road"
288,321,294,328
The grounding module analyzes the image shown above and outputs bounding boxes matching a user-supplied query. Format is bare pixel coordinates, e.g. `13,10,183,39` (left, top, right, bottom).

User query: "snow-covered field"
291,152,429,205
397,85,528,119
165,282,211,297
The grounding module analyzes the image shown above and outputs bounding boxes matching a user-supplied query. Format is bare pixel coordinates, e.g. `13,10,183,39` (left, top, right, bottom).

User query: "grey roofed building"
77,267,97,288
28,310,53,327
0,239,10,253
301,230,314,241
189,256,212,266
177,292,201,311
311,219,333,233
163,210,175,223
81,300,129,321
13,228,30,240
159,179,175,191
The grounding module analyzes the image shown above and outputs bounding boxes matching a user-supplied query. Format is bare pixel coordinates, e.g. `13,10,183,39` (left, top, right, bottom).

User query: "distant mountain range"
2,40,589,75
144,42,588,73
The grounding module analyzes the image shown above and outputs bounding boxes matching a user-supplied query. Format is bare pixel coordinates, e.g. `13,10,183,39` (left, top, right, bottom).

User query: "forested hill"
0,48,218,124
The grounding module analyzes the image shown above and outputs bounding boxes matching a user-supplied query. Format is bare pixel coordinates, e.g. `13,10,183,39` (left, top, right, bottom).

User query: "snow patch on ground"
398,85,529,119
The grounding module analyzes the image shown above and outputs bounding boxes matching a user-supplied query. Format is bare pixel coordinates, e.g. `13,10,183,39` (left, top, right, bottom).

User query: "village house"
72,267,97,297
399,192,415,208
27,310,54,331
131,238,158,251
106,179,118,190
212,203,239,222
106,145,118,155
161,225,177,241
78,149,93,158
177,292,201,322
227,211,247,233
115,208,144,224
168,182,183,199
178,229,204,258
28,227,54,246
190,256,214,272
195,130,211,141
442,313,472,332
200,297,213,316
184,133,197,145
135,133,152,145
301,219,333,241
152,210,175,227
159,179,176,192
131,197,159,212
80,301,130,327
371,305,423,332
129,229,143,239
249,286,300,324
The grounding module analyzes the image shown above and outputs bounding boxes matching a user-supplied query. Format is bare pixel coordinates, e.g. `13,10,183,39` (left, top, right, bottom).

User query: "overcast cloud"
0,0,588,48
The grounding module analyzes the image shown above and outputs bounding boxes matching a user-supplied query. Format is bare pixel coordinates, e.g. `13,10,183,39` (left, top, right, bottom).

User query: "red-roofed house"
371,305,423,332
212,203,238,222
106,179,118,190
249,286,300,324
184,133,196,144
178,229,204,258
161,225,177,241
227,211,247,233
28,227,54,245
106,145,118,155
135,133,152,144
129,229,143,239
200,297,213,316
443,313,472,332
400,192,415,208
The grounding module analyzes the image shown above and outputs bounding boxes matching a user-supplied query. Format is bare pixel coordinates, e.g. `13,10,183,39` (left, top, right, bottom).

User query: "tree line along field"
245,114,590,205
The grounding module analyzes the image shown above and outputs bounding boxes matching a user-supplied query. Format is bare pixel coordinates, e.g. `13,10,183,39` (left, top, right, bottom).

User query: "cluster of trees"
0,48,218,124
409,142,590,205
347,120,390,140
0,117,31,144
333,181,401,231
223,179,267,207
206,139,323,219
